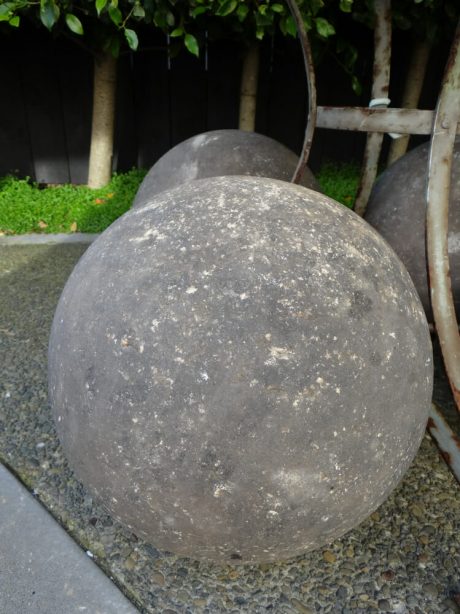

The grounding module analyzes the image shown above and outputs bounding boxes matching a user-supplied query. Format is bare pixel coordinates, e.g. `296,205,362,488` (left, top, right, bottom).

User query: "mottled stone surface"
132,129,320,207
49,176,433,564
365,140,460,321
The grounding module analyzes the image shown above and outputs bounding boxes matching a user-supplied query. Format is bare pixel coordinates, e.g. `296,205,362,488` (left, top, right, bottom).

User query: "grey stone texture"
365,140,460,321
132,129,320,207
0,463,138,614
49,176,433,564
2,242,459,613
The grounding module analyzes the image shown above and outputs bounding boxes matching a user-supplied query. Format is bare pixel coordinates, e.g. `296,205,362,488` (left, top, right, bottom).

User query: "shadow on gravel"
0,243,460,614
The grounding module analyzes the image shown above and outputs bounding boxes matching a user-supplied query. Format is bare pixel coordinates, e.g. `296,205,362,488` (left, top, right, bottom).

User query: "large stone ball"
132,129,320,207
49,176,432,564
365,140,460,321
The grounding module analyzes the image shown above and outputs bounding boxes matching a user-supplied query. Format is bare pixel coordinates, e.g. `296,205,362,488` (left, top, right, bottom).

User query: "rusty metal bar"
428,404,460,484
316,107,435,134
354,0,392,217
285,0,317,183
426,22,460,410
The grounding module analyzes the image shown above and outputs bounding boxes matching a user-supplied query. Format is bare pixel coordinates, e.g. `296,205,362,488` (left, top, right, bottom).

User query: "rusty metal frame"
288,0,460,485
426,24,460,410
428,404,460,485
316,107,436,134
285,0,317,184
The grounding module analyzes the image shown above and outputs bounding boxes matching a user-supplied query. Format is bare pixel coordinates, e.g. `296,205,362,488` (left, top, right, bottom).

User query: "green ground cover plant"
0,169,146,235
0,163,359,235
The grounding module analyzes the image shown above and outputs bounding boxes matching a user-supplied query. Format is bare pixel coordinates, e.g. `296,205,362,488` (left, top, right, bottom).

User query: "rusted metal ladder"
286,0,460,484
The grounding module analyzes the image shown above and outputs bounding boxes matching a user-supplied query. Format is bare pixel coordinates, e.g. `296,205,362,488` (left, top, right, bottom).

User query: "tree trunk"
239,42,260,132
387,39,431,167
87,51,117,188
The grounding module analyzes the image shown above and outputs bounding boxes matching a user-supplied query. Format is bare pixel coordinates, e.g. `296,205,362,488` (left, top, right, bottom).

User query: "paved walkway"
0,463,138,614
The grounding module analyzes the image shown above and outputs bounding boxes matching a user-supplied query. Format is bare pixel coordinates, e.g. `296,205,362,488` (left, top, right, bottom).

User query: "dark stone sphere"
132,129,320,207
49,176,432,564
365,140,460,321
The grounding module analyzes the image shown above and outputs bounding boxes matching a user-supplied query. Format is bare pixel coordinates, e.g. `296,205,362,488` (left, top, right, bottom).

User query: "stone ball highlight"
132,129,320,207
49,176,433,564
365,140,460,321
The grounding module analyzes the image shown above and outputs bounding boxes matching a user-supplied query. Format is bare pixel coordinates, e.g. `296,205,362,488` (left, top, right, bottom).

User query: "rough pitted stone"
365,140,460,321
132,129,320,207
49,176,433,564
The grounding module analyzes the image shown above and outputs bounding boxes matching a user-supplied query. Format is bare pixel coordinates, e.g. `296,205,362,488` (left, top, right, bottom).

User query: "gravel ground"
0,243,459,614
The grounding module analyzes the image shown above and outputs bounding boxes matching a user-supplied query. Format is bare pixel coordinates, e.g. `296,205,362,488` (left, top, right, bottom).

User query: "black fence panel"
0,23,450,184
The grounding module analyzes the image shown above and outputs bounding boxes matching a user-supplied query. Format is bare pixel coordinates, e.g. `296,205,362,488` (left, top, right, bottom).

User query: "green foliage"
0,164,361,235
0,170,146,234
316,161,360,208
4,0,458,87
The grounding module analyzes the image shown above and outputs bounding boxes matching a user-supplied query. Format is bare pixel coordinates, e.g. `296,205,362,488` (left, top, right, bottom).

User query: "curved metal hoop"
426,23,460,410
285,0,317,184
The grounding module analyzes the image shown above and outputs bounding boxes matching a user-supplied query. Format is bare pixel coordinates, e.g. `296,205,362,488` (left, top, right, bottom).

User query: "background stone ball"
132,129,320,207
49,176,432,565
365,140,460,321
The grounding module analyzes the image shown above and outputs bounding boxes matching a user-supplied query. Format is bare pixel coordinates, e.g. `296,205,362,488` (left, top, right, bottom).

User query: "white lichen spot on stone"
130,227,166,243
186,286,198,294
213,483,233,497
249,379,259,387
267,510,279,517
267,347,294,363
240,292,248,300
200,371,209,381
174,357,185,364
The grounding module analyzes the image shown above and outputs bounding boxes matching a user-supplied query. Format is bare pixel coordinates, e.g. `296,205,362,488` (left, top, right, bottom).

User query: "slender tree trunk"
239,42,260,132
387,39,431,167
87,51,117,188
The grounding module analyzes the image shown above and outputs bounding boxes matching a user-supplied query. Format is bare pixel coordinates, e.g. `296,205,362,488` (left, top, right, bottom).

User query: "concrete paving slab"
0,463,138,614
0,233,99,245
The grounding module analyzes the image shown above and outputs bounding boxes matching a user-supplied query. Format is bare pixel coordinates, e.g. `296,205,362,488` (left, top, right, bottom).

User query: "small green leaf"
256,27,264,40
315,17,335,38
170,27,183,37
339,0,353,12
271,3,284,13
236,3,248,21
285,15,297,37
124,28,138,51
0,5,11,17
40,0,59,30
351,75,362,96
216,0,237,17
133,4,145,18
108,5,122,26
191,6,208,17
166,11,175,26
184,33,199,57
65,13,84,35
9,15,20,26
96,0,108,16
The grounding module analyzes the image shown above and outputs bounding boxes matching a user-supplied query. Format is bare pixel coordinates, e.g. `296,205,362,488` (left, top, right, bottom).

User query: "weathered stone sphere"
365,140,460,321
49,176,432,564
132,129,320,207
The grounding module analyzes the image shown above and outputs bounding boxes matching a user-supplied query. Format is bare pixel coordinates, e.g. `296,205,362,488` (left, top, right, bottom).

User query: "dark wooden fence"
0,22,449,185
